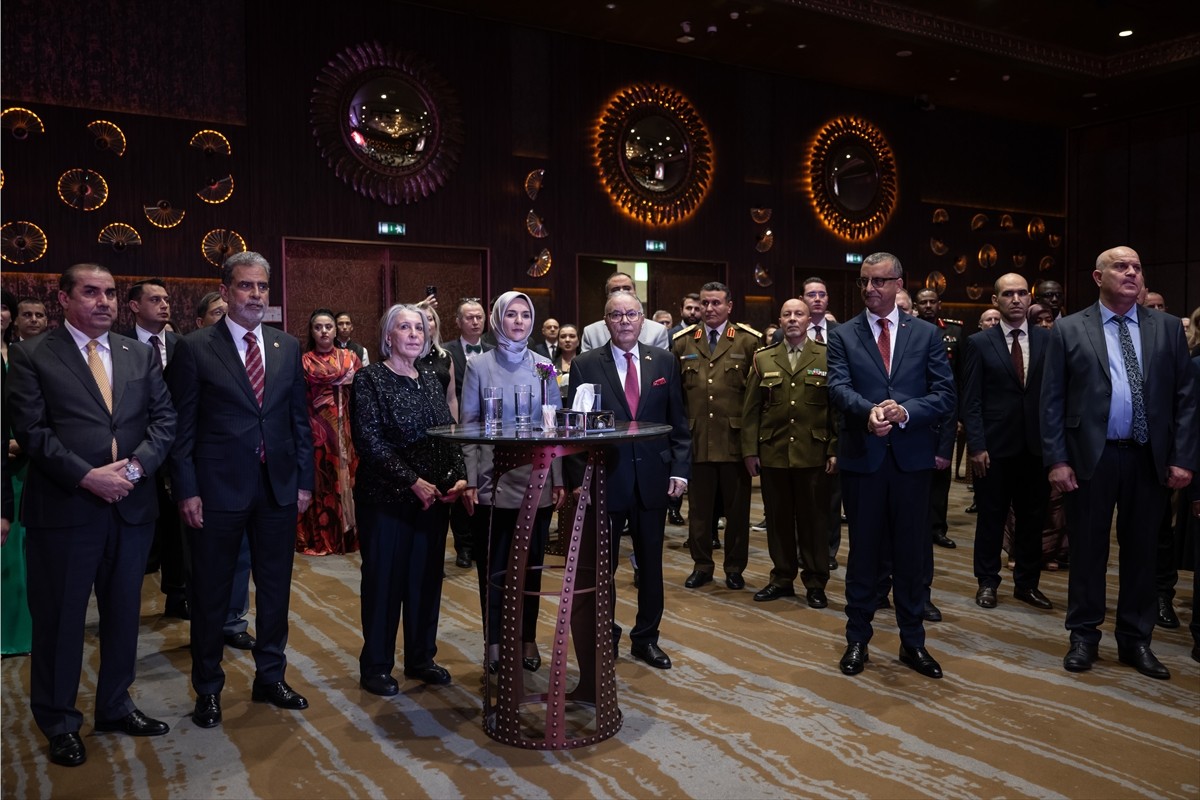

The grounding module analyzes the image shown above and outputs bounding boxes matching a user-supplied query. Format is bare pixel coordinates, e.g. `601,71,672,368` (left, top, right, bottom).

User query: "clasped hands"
868,400,907,437
459,483,567,515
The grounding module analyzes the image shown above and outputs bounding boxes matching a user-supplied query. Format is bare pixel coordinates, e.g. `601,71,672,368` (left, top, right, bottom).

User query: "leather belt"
1106,439,1143,448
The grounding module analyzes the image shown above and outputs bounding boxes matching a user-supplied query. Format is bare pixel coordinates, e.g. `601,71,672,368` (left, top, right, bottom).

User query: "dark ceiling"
416,0,1200,127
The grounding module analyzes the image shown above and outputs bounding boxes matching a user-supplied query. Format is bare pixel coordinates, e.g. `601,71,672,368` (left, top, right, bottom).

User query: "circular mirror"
805,117,897,242
595,84,713,226
311,42,463,205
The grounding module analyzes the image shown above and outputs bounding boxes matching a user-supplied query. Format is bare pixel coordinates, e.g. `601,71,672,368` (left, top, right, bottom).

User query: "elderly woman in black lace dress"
350,304,466,696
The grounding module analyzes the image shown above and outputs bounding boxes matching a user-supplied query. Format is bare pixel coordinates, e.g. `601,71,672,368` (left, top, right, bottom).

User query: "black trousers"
1064,442,1168,648
357,497,448,674
609,503,667,646
973,450,1049,590
27,508,153,736
472,504,550,647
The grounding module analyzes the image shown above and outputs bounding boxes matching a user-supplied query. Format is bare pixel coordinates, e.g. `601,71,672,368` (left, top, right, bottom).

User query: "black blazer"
444,338,494,405
961,325,1047,459
566,344,691,512
168,319,314,511
6,329,176,527
120,328,179,372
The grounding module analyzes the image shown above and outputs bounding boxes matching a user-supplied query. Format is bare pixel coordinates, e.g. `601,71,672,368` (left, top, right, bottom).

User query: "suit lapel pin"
273,341,280,348
121,345,129,350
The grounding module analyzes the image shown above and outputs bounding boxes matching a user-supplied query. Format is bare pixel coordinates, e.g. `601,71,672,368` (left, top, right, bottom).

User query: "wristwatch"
124,459,144,484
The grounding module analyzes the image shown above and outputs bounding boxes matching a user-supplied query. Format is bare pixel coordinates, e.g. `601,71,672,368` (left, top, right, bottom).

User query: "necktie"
876,318,891,375
245,332,266,461
813,325,824,344
1010,329,1024,387
623,351,640,419
788,346,801,369
1116,316,1148,444
150,334,165,368
466,343,482,355
708,329,719,353
87,340,118,460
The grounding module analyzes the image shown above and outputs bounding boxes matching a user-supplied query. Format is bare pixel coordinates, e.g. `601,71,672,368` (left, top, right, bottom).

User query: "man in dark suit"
125,278,189,620
827,252,956,679
961,273,1053,611
443,297,492,567
169,251,315,727
914,288,963,549
801,276,845,570
7,263,177,767
333,311,369,365
568,290,690,669
1042,245,1197,679
530,317,559,360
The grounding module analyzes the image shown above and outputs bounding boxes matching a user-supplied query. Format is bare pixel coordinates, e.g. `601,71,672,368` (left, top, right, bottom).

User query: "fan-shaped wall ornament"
1,221,48,264
524,169,544,201
202,229,247,267
98,223,142,251
190,129,231,156
525,210,549,238
88,120,127,156
144,200,186,228
750,208,772,224
594,83,713,226
2,107,45,140
311,41,464,206
57,169,109,211
527,248,552,278
803,116,897,242
197,175,235,204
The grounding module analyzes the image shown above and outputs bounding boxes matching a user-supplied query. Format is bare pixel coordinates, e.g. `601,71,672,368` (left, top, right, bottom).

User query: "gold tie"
87,340,118,460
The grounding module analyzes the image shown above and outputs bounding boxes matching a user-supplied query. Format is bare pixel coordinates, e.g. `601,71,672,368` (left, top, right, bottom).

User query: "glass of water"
513,384,532,428
592,383,603,411
483,386,503,431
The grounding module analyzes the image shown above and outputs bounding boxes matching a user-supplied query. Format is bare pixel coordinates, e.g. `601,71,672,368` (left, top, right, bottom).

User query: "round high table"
428,421,673,750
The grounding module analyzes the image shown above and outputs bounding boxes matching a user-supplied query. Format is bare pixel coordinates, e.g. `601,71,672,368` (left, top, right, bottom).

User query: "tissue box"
555,409,587,433
585,410,615,432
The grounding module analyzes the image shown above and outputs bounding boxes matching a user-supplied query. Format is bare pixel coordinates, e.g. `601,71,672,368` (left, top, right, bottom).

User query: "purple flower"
535,362,557,381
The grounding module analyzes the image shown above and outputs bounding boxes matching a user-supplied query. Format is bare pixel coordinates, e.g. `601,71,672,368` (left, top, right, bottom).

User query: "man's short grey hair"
221,251,271,286
863,252,902,278
604,294,645,314
379,303,432,360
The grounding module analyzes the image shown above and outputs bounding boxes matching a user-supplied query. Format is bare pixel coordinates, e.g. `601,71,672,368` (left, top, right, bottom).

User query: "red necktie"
1010,329,1024,387
245,332,266,461
623,351,640,419
876,318,891,374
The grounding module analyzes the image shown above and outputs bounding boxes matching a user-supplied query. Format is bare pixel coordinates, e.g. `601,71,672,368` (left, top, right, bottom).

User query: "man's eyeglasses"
855,276,901,289
606,310,643,323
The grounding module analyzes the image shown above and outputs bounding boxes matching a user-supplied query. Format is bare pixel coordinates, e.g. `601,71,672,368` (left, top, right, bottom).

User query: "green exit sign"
645,239,667,252
377,221,407,236
845,252,864,264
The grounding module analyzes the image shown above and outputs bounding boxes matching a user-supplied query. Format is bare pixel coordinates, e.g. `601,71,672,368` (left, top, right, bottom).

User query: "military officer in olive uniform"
672,281,761,590
914,288,962,553
742,298,838,607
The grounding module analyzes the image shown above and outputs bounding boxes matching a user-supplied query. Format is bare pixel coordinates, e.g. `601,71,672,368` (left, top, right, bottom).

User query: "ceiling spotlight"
677,35,695,43
1082,91,1098,98
1118,29,1133,37
605,3,617,9
949,76,958,81
1001,74,1010,81
729,11,739,19
796,43,808,49
707,24,717,33
680,21,692,33
896,50,913,57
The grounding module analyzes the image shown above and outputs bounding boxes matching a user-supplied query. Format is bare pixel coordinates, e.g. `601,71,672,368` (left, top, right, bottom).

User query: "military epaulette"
942,318,964,327
734,321,762,338
672,323,698,340
754,340,782,353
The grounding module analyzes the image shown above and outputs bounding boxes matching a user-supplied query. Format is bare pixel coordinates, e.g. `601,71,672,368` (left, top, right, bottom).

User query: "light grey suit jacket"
579,318,669,352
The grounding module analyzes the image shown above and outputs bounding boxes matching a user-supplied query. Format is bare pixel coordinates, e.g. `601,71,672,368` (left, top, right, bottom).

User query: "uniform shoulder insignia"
754,341,780,353
673,323,698,340
942,318,964,327
734,321,762,338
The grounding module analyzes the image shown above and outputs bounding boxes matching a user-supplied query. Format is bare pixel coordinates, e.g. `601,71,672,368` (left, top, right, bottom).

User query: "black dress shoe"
163,597,190,620
933,533,957,548
923,601,943,622
224,631,256,650
1014,587,1053,610
839,642,869,675
522,651,542,672
630,642,672,669
251,680,310,709
684,570,713,589
725,572,745,590
360,673,399,696
899,645,943,678
632,568,640,588
975,586,998,609
1192,643,1200,664
806,589,829,609
94,709,169,736
1063,642,1099,673
753,584,795,602
455,551,472,568
1118,644,1170,680
828,558,839,571
965,503,978,514
667,508,685,526
712,535,722,550
1156,597,1180,628
404,664,452,685
192,694,222,728
48,732,86,767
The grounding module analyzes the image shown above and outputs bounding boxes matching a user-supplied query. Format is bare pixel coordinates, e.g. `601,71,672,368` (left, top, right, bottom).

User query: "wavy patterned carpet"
3,481,1198,799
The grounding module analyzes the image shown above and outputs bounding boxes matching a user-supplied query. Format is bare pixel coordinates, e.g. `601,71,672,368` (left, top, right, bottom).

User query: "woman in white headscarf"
461,292,565,672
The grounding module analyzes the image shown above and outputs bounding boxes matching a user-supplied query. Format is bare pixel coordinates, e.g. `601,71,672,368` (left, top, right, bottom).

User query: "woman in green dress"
1,288,33,655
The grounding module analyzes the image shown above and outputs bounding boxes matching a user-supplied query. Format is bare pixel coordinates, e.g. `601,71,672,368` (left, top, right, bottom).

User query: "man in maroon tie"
168,251,314,728
960,273,1053,612
567,291,690,669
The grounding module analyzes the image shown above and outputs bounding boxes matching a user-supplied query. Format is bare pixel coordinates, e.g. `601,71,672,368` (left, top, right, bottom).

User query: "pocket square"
653,377,667,387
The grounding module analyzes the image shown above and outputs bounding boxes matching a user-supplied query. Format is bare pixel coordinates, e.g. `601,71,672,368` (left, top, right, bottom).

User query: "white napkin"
572,383,594,412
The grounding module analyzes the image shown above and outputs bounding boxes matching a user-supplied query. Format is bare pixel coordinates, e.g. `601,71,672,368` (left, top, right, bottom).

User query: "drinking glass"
483,386,503,430
514,384,533,427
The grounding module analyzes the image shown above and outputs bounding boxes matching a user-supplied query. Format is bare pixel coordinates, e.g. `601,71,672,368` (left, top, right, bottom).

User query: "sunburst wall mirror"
804,116,898,242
